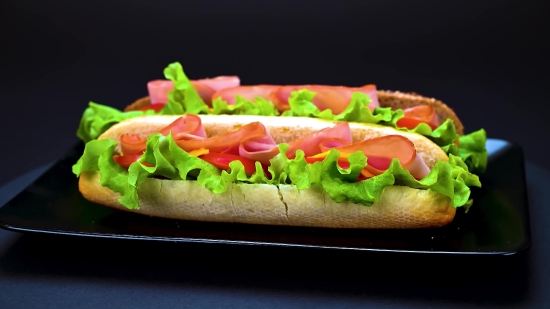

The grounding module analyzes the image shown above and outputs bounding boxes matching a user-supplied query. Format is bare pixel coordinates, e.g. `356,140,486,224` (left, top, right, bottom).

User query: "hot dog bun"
78,115,456,229
124,90,465,135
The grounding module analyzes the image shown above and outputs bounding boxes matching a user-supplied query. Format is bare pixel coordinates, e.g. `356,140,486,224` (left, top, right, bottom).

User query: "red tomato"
113,155,152,168
138,103,165,112
199,152,261,176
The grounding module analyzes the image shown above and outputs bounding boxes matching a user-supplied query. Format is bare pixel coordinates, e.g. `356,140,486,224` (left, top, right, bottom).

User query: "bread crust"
79,114,457,229
79,171,456,229
125,89,465,135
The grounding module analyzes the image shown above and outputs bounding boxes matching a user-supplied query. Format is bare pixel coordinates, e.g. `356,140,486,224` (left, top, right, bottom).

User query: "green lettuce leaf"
73,132,481,210
211,96,280,116
272,145,481,209
158,62,210,115
281,89,402,125
458,129,488,174
76,62,211,143
76,102,156,143
278,89,488,173
72,133,286,209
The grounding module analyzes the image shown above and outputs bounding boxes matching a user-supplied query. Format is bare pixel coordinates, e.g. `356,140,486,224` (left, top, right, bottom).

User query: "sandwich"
73,62,487,229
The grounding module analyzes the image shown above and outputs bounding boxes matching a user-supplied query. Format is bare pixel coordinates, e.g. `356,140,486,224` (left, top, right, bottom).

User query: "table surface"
1,0,549,307
0,160,549,308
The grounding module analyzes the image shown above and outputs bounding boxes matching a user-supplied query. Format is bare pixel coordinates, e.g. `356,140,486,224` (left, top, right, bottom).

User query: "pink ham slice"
211,85,280,105
147,76,240,106
270,84,380,114
317,135,430,180
158,114,207,139
147,80,174,105
120,114,206,156
174,121,279,165
195,76,241,92
285,122,352,159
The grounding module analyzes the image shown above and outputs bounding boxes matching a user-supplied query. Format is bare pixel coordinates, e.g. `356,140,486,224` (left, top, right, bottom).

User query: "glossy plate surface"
0,139,531,255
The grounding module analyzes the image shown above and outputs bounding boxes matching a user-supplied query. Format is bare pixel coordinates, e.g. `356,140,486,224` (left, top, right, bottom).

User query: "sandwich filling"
77,62,488,174
73,115,481,211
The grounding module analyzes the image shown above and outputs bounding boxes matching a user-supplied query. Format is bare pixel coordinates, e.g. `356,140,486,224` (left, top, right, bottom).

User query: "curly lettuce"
73,134,481,211
76,102,156,143
76,63,488,175
279,89,487,173
158,62,209,115
211,96,279,116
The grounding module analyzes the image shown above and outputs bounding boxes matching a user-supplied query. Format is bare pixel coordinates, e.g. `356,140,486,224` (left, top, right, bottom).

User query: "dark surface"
1,160,549,308
1,0,550,307
0,139,532,255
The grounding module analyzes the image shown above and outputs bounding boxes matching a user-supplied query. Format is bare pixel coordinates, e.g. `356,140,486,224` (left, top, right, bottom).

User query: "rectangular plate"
0,138,531,255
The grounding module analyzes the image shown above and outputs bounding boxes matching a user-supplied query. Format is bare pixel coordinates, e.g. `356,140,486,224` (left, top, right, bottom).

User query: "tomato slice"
199,152,261,176
113,154,152,168
138,103,165,112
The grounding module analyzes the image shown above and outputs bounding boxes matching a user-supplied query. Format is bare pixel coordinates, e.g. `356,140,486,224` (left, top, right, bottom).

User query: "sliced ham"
239,134,281,165
116,115,430,181
360,84,380,109
194,76,241,92
190,82,216,106
270,84,380,113
147,80,175,105
174,122,279,165
314,135,430,180
119,114,206,156
147,76,241,106
158,114,207,139
211,85,280,105
396,105,440,130
120,134,149,156
285,122,352,159
192,76,241,106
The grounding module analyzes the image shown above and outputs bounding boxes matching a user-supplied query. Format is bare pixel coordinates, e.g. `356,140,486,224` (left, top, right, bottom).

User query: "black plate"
0,139,531,255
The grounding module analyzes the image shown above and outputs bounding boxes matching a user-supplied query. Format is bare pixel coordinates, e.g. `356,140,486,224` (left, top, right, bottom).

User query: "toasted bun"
79,171,455,229
125,90,465,135
79,114,455,229
124,96,150,112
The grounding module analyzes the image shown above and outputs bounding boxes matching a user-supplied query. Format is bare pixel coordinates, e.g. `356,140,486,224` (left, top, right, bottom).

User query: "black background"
2,0,550,185
1,0,550,308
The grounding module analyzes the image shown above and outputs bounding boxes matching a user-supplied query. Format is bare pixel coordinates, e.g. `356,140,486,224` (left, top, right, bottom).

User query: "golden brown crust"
124,96,151,112
377,90,465,135
79,171,456,229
